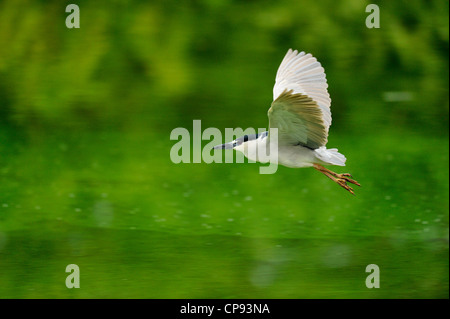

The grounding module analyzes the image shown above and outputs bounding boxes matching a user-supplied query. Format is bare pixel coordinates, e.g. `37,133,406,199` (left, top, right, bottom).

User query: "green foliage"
0,0,448,134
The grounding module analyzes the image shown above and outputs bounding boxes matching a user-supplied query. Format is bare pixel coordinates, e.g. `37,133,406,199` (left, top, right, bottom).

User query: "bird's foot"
335,173,361,187
335,178,356,195
313,164,361,195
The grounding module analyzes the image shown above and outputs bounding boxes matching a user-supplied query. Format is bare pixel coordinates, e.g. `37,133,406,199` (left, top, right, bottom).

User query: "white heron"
213,49,360,194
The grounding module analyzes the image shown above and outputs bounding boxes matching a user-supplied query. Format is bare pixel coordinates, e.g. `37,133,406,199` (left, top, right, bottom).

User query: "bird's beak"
213,142,234,150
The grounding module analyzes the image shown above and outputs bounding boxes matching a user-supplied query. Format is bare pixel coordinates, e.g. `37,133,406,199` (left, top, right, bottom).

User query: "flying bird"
213,49,360,194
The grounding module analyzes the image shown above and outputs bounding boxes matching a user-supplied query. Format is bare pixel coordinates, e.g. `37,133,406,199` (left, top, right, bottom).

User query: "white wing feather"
273,49,332,132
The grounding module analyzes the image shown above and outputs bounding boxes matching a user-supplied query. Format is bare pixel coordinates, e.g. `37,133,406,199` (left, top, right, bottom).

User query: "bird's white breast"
235,136,316,168
276,144,316,168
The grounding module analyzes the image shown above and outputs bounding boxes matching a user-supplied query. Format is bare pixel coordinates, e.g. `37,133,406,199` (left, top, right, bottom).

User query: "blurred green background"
0,0,448,298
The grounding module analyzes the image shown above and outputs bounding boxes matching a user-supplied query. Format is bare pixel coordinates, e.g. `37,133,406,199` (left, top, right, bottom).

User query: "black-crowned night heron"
213,49,360,194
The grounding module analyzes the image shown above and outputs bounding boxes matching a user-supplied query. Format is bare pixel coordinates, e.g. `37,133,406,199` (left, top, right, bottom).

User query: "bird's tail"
314,147,347,166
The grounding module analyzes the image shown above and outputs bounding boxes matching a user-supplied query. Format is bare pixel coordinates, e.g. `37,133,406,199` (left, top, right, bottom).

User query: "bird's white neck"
235,135,272,163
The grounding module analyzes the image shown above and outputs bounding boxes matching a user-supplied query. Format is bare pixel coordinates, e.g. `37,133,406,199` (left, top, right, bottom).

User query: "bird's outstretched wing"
269,49,332,148
268,89,327,149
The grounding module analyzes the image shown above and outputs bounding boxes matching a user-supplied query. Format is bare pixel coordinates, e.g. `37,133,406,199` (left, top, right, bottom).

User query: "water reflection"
0,223,447,298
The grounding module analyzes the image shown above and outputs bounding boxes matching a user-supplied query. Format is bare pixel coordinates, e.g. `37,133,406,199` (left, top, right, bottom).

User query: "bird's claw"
313,164,361,195
337,173,360,187
337,179,355,195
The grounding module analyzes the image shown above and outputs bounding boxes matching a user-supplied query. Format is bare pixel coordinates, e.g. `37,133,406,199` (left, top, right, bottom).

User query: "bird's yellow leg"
313,164,360,195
